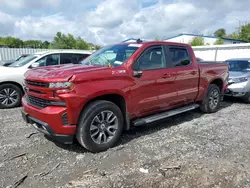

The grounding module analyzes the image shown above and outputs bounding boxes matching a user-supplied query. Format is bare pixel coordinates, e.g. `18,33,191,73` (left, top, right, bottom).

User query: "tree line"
0,32,101,50
189,23,250,46
2,23,250,48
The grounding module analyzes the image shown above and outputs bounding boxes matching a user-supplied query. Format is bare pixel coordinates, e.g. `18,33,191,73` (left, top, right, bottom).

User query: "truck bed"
198,61,228,71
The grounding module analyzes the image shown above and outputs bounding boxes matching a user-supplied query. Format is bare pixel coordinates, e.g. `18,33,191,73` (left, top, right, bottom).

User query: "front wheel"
200,84,221,113
0,84,22,109
76,100,124,153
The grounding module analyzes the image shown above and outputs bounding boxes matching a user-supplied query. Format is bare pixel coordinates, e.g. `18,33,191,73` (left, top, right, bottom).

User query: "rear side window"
60,53,90,64
169,47,191,67
74,54,90,62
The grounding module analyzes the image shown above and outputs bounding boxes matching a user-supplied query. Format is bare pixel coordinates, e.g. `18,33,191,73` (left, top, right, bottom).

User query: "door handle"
133,71,143,78
190,71,196,75
162,73,171,78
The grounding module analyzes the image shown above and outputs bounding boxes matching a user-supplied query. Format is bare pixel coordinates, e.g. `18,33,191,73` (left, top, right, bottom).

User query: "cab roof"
118,40,190,47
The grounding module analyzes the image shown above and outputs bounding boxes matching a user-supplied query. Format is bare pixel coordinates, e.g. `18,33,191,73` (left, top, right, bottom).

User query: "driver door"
130,45,177,116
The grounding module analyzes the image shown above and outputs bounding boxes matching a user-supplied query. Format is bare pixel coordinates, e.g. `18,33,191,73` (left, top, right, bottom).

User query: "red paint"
22,41,229,135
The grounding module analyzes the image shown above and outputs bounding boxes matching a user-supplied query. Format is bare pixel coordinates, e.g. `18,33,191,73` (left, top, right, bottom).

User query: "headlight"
49,82,73,88
230,77,249,83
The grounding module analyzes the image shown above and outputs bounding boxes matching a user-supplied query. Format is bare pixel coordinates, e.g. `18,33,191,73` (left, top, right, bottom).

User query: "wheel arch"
79,93,131,130
0,81,24,95
209,78,223,92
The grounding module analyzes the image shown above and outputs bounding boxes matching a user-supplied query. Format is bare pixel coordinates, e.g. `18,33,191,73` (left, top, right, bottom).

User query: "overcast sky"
0,0,249,45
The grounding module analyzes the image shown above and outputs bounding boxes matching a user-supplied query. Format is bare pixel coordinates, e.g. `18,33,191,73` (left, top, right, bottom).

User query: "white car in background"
0,50,92,109
225,58,250,103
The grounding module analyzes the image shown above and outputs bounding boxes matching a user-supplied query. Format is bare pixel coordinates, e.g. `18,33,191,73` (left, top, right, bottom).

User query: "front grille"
29,89,44,94
27,95,50,108
62,113,69,125
25,80,49,88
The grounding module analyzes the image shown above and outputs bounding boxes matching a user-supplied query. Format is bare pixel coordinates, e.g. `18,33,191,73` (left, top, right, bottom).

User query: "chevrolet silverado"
21,41,229,152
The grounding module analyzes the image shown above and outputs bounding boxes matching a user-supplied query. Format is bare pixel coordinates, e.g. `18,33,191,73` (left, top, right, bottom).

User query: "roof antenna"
136,38,143,43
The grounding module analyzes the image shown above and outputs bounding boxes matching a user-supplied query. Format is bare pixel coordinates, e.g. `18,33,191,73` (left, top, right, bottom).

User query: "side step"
132,104,200,126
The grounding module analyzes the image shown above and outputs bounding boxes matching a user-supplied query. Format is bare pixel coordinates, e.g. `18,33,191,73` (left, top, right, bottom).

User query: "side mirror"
30,62,39,68
133,71,143,78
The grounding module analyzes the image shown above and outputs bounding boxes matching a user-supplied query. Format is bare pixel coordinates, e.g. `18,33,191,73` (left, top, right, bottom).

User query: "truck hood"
229,71,250,78
24,64,109,82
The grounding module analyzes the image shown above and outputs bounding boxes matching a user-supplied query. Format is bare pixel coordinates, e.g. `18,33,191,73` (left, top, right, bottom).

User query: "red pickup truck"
21,41,229,152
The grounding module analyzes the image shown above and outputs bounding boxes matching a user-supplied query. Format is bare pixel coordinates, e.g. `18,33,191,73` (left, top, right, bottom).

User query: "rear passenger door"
168,46,199,104
131,45,177,116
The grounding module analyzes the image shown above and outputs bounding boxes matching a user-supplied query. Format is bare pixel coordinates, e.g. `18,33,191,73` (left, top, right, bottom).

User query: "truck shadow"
44,135,89,153
47,101,234,153
119,101,233,146
223,96,247,104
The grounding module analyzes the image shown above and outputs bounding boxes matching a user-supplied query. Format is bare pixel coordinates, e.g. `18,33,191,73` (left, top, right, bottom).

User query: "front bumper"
21,97,76,144
225,81,250,97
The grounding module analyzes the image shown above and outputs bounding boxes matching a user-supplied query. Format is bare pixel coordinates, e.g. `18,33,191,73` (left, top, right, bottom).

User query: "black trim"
26,95,66,108
133,104,199,126
162,45,173,68
62,112,69,125
25,80,49,88
21,109,73,144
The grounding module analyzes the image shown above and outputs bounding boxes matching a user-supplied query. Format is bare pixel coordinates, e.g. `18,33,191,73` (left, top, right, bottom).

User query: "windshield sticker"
128,44,142,47
113,61,123,65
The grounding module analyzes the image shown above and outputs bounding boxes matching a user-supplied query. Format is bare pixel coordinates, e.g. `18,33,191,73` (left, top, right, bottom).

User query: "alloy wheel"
90,110,118,144
0,88,18,106
209,89,220,110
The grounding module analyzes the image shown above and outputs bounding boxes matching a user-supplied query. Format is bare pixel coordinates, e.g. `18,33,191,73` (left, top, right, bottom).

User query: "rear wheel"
200,84,221,113
0,84,22,109
76,100,124,153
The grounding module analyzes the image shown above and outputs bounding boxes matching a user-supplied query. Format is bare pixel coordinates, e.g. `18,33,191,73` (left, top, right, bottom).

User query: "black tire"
76,100,124,153
200,84,221,113
0,84,22,109
242,92,250,103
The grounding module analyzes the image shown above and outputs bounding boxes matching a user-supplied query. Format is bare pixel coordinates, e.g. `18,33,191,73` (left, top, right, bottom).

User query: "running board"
133,104,200,126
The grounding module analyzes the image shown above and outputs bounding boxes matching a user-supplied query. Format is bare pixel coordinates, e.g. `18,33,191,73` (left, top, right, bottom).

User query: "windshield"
80,44,140,67
226,60,250,72
9,55,38,67
16,55,28,61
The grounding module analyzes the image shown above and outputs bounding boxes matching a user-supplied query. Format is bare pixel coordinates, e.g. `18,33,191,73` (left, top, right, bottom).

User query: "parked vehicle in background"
0,50,92,109
196,57,203,62
225,58,250,103
21,41,229,152
0,54,29,67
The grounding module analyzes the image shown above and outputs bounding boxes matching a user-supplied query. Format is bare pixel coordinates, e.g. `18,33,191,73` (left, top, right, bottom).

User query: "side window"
36,54,60,67
170,48,191,67
60,54,74,64
60,53,90,64
134,46,165,71
76,54,90,61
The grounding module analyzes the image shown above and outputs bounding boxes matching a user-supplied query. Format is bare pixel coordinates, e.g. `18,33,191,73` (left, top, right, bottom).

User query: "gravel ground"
1,98,250,188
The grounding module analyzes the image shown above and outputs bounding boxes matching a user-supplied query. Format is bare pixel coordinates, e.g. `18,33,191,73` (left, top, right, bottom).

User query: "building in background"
122,34,246,45
164,33,246,45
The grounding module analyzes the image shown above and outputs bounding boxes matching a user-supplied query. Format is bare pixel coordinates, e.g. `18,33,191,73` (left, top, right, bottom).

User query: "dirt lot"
1,98,250,188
